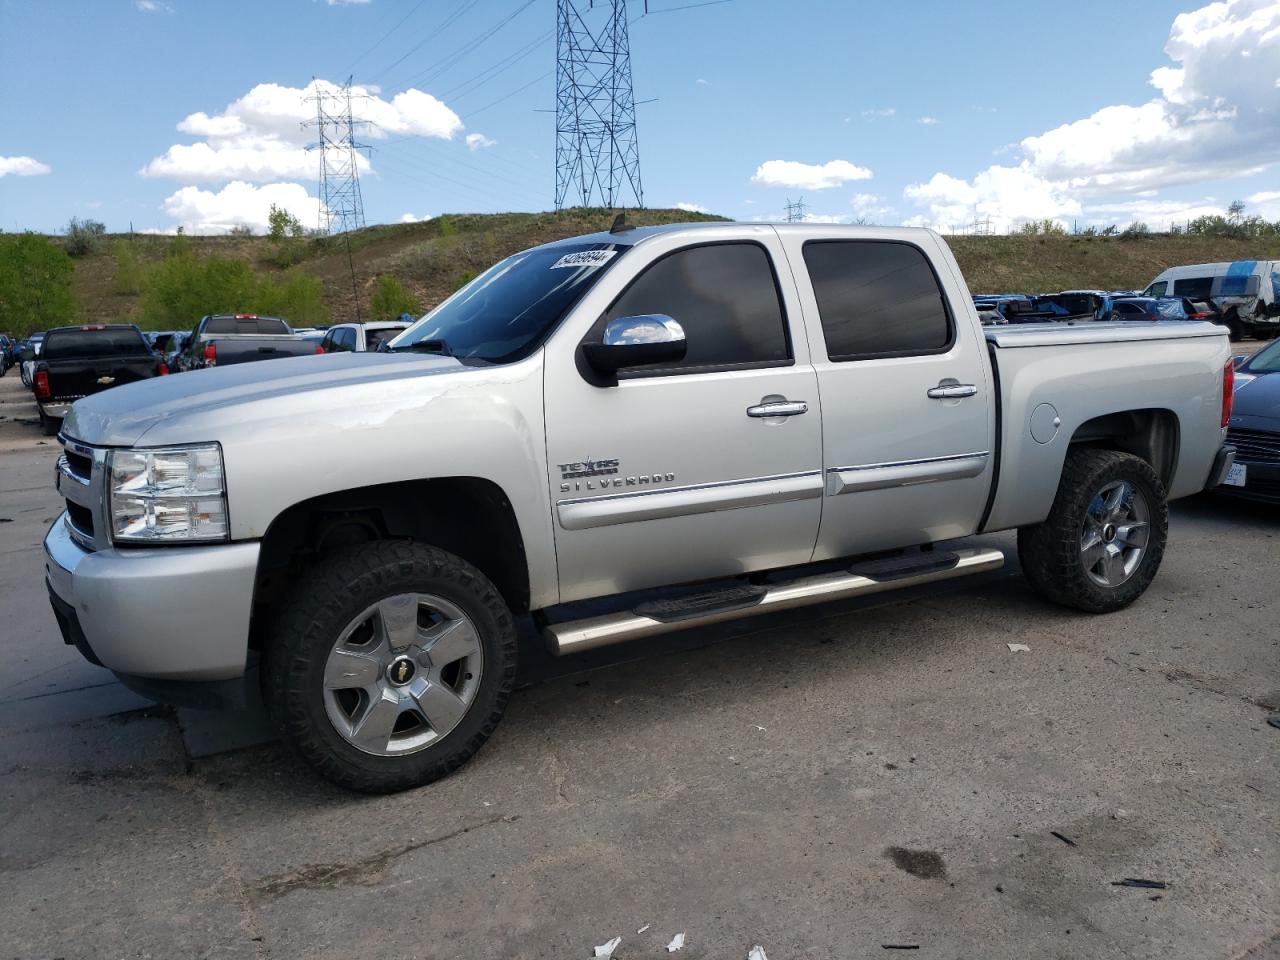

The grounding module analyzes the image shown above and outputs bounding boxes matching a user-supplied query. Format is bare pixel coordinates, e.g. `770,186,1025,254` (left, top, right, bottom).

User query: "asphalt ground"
0,356,1276,960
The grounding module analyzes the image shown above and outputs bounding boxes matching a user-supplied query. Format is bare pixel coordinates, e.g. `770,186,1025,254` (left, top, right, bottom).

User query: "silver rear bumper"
43,516,259,681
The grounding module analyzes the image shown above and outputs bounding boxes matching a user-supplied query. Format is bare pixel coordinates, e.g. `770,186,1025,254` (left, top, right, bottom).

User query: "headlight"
108,443,229,543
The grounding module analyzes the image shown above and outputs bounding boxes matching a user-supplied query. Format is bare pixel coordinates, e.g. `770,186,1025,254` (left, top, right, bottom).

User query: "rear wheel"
38,410,60,436
1018,449,1168,613
265,541,518,793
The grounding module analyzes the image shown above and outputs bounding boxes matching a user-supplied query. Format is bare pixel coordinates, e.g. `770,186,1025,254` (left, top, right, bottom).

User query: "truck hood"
63,351,466,446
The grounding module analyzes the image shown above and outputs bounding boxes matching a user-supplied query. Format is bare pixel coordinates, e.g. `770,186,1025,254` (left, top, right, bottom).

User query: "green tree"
64,217,107,256
139,251,329,329
267,204,304,241
370,274,422,320
0,232,77,335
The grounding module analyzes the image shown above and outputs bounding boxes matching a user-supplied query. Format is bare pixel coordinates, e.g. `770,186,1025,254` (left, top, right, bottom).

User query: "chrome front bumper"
43,516,260,681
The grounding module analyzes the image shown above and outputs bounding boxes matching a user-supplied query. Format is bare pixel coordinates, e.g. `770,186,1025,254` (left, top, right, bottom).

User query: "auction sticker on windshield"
550,250,617,270
1224,462,1247,487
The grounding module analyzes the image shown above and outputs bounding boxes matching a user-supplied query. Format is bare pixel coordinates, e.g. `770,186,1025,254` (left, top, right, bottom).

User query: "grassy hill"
61,209,1280,329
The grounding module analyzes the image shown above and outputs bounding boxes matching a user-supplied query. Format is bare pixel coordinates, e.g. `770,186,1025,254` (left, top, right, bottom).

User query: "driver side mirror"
582,315,686,375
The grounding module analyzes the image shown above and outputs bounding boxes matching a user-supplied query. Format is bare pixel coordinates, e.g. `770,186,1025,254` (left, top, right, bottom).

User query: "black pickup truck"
32,324,167,435
179,314,318,370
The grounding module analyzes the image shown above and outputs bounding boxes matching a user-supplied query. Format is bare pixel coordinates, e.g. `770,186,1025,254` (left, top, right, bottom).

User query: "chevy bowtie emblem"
395,661,411,683
96,376,115,385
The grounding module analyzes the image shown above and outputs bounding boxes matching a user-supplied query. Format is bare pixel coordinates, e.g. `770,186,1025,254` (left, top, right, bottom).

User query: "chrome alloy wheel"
322,593,484,756
1081,479,1151,588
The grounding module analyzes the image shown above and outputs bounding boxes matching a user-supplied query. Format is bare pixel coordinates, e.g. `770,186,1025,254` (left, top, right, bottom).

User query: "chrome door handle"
927,382,977,400
747,400,809,418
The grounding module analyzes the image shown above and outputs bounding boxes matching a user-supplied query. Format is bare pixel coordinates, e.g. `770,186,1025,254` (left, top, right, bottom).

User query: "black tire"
264,541,518,793
1225,314,1244,341
1017,449,1168,614
39,410,60,436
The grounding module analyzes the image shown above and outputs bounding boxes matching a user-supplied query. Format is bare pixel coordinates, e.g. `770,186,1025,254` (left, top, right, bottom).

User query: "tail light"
315,344,325,354
158,361,170,376
1221,358,1234,428
34,369,51,401
204,342,217,366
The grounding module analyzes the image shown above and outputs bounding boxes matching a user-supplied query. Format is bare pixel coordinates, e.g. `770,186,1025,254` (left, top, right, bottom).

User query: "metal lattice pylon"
555,0,643,210
303,76,369,235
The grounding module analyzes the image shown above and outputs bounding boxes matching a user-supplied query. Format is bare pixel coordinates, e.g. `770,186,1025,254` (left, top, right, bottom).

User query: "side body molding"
826,451,990,496
557,470,824,531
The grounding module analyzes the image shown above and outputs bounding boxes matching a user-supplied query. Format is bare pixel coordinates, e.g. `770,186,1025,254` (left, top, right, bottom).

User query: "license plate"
1224,462,1247,487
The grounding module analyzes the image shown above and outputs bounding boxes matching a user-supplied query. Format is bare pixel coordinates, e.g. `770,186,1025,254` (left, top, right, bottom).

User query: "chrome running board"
544,546,1006,655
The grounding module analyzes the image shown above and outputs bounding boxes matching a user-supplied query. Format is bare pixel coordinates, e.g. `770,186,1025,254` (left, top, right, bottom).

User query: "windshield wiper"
393,338,452,356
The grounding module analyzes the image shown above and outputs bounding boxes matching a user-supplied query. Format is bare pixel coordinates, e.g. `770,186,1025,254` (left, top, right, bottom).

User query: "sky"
1,0,1278,236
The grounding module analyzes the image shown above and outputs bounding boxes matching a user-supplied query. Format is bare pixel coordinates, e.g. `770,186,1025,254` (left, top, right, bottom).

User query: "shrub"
370,274,422,320
64,217,106,256
111,240,144,295
139,252,329,328
0,232,77,334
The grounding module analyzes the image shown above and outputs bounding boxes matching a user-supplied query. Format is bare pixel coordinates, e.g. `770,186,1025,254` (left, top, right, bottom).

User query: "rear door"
543,230,823,603
778,231,993,560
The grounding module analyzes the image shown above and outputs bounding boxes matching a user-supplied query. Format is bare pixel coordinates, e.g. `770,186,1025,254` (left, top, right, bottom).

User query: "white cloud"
160,181,323,234
904,165,1083,233
918,116,940,125
0,155,51,177
861,107,895,119
399,212,434,223
1247,189,1280,204
850,192,896,222
326,0,371,5
135,0,173,11
904,0,1280,231
465,132,497,151
143,78,463,183
696,78,710,86
674,202,708,213
751,159,873,190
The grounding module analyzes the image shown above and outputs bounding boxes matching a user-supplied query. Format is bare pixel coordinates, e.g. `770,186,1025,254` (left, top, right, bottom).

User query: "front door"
778,232,994,560
543,232,824,603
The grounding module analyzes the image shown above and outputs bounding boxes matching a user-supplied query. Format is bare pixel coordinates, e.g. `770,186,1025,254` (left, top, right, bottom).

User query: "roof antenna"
610,211,634,234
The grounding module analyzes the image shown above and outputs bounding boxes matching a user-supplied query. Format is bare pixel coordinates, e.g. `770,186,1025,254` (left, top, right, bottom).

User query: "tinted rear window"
43,329,149,359
1172,277,1213,299
365,327,405,350
203,316,289,335
803,240,952,360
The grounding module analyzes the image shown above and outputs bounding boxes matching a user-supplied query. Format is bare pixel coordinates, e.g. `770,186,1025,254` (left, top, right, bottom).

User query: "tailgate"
207,336,315,364
45,357,155,400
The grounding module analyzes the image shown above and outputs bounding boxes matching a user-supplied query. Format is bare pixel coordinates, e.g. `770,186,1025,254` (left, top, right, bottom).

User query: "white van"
1143,260,1280,339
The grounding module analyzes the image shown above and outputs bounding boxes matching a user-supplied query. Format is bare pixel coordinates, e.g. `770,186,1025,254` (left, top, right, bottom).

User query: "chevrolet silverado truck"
32,324,168,436
44,223,1237,793
180,313,317,370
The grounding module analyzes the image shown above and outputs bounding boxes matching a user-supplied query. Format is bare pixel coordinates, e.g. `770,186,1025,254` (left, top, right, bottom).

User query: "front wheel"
1017,449,1168,613
265,541,518,793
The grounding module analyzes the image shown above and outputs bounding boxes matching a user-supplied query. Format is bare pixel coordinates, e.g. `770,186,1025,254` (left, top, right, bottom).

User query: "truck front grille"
66,502,95,539
64,448,92,482
1227,427,1280,465
56,434,106,552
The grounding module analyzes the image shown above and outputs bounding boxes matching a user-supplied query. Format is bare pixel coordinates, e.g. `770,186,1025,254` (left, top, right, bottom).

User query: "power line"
468,69,553,118
555,0,643,209
341,0,430,77
442,29,555,101
395,0,539,90
369,0,482,84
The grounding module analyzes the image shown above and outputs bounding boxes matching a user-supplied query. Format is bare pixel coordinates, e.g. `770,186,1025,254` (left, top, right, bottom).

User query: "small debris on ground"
1006,643,1030,653
667,932,685,952
1050,831,1077,847
637,924,649,934
1266,714,1280,730
882,946,921,951
1111,878,1169,890
594,936,621,957
747,947,769,960
752,724,767,732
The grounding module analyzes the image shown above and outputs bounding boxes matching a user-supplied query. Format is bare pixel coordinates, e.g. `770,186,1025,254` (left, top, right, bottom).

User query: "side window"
802,240,952,361
1146,281,1167,297
333,328,354,351
598,242,791,374
320,331,335,352
1173,277,1212,299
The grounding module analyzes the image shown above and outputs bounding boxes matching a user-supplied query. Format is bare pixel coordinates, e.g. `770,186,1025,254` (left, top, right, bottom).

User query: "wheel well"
251,478,531,649
1068,408,1179,487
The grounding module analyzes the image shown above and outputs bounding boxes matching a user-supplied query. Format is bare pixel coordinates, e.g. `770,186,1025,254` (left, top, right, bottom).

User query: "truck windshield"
391,242,629,363
43,328,149,359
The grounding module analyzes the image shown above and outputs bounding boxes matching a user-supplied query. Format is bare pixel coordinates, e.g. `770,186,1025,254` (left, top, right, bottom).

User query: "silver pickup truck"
45,223,1237,792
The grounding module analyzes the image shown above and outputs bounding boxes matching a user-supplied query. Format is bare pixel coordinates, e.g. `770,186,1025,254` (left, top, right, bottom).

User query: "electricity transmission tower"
555,0,643,210
303,77,369,235
784,196,808,223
